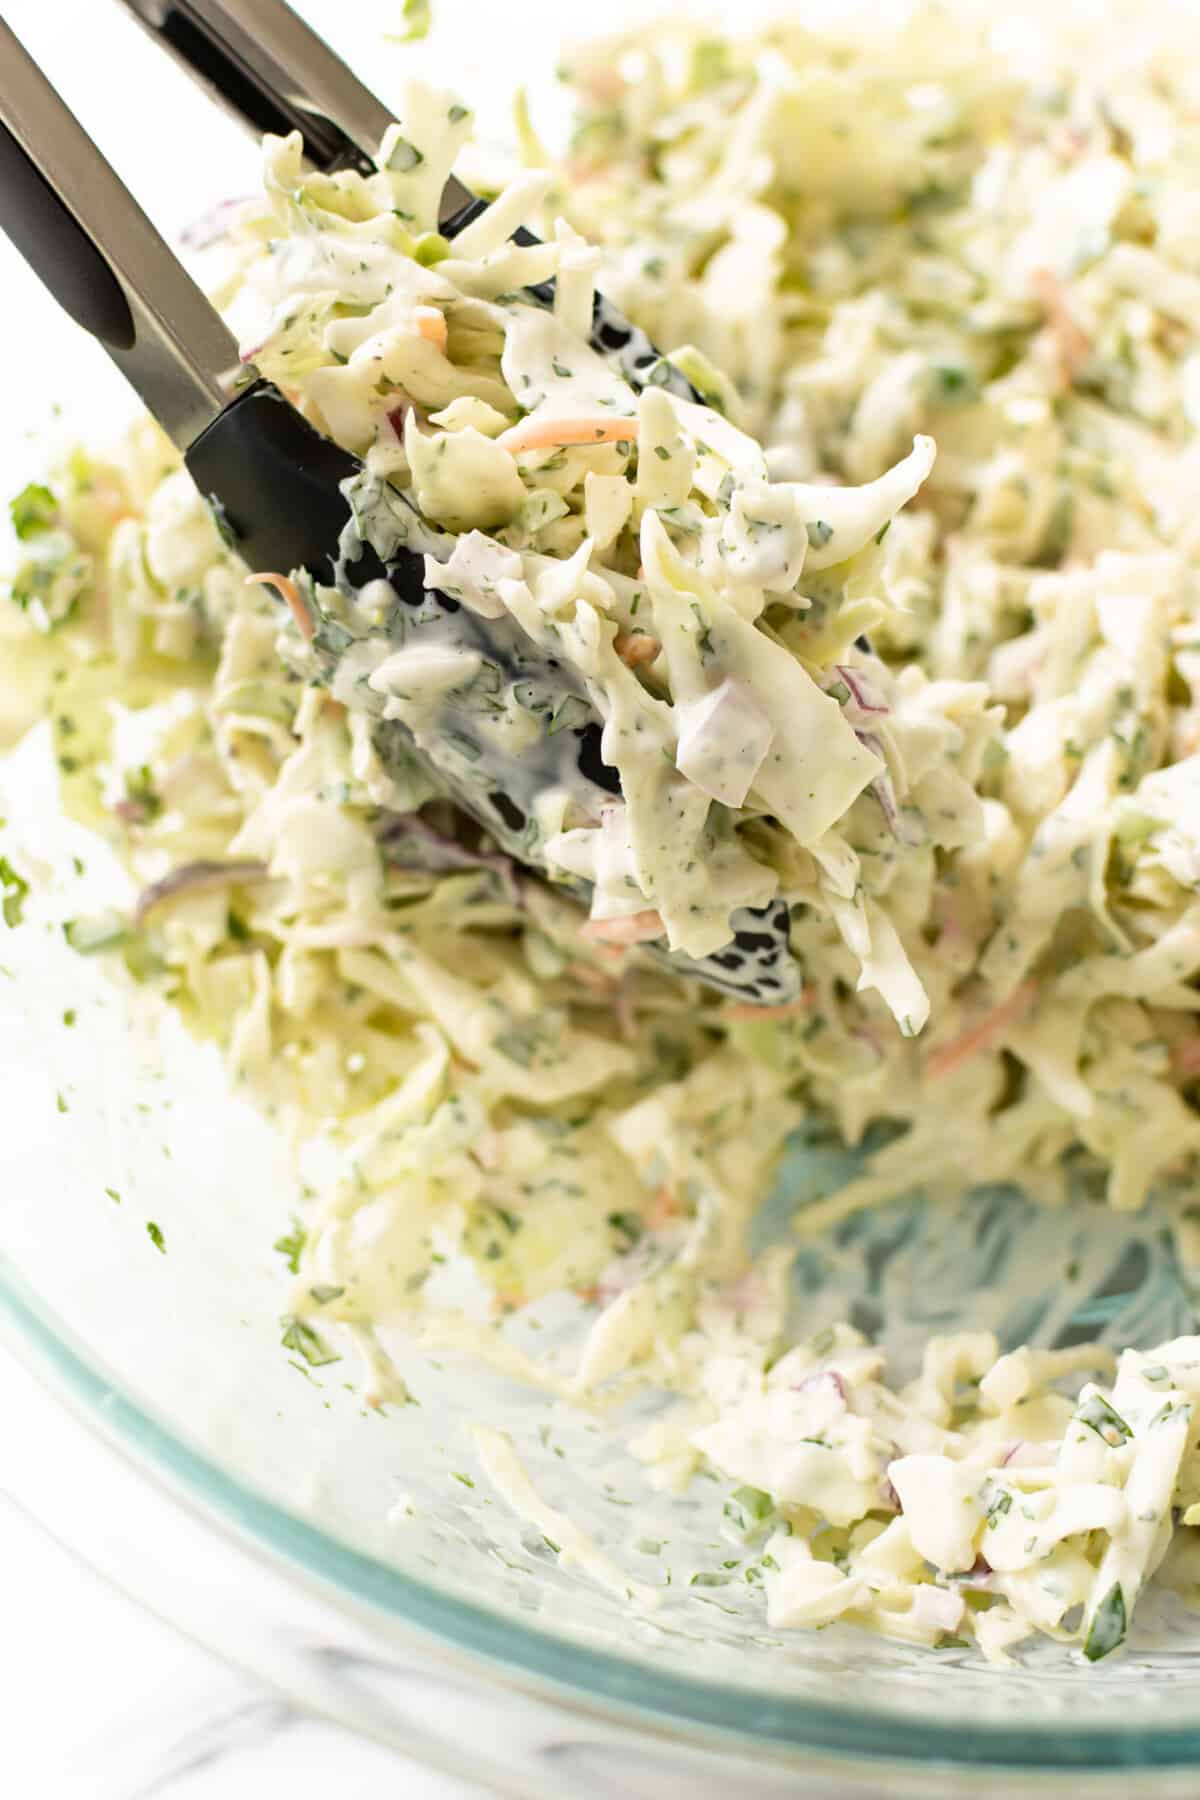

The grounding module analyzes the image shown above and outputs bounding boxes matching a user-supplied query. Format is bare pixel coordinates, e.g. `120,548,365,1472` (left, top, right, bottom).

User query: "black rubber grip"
185,380,358,576
0,119,134,350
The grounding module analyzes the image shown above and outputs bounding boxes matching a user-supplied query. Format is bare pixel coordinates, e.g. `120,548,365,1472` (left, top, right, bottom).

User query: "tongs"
0,0,801,1005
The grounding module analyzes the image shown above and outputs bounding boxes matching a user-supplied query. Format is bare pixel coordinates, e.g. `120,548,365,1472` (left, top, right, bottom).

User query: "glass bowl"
4,2,1200,1792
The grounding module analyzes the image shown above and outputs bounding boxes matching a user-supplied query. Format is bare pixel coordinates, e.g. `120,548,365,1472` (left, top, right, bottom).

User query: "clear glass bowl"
4,2,1200,1792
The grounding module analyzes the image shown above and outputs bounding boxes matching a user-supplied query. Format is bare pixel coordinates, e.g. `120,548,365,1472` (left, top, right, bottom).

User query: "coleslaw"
7,1,1200,1666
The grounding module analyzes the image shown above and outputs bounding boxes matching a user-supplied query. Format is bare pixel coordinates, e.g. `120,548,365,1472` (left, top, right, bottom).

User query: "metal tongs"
0,0,801,1004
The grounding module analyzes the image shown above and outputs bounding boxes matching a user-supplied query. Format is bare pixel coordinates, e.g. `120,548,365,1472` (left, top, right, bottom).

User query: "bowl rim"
6,1257,1200,1779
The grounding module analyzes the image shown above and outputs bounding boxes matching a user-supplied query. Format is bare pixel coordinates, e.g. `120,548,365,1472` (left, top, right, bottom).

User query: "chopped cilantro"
146,1221,166,1253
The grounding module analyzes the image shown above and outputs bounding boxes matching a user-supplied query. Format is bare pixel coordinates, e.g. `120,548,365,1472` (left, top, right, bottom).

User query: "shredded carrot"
926,981,1037,1080
650,1186,680,1228
1032,268,1091,385
614,631,661,668
725,986,817,1023
579,908,664,947
564,960,619,995
413,305,448,352
245,571,312,640
583,69,626,106
1171,1038,1200,1077
497,415,638,455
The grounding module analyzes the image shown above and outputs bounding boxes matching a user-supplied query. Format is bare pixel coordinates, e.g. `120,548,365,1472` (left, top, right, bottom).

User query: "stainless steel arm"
0,14,241,448
115,0,473,217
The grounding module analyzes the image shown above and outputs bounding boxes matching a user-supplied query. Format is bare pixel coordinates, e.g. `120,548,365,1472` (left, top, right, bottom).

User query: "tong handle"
116,0,473,218
0,14,240,448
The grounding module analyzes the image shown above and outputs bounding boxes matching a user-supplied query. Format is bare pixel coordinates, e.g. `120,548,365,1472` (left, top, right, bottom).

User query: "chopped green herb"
448,104,469,124
146,1221,166,1253
56,1091,68,1114
654,444,672,460
104,1187,121,1204
724,1485,775,1535
309,1284,346,1305
985,1487,1012,1528
0,857,29,927
1083,1582,1126,1661
9,481,57,539
121,765,161,822
931,364,978,403
274,1217,308,1274
1076,1392,1132,1446
451,1470,475,1488
689,601,715,660
62,1008,76,1027
280,1315,340,1367
805,519,834,549
392,0,431,42
494,1021,546,1067
607,1210,644,1249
